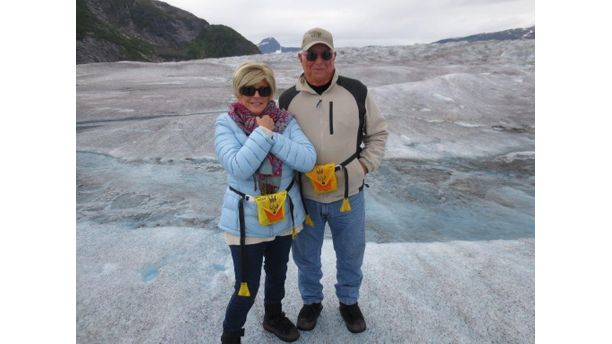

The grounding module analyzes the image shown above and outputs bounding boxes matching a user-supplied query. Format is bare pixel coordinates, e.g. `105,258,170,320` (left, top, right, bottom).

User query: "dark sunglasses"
304,50,334,61
240,86,272,97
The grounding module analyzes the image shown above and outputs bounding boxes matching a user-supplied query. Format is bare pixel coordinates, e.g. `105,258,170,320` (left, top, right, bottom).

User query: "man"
279,27,388,334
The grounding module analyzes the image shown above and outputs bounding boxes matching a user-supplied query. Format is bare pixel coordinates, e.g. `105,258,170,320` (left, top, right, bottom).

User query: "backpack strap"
279,86,299,110
337,75,367,153
337,76,368,212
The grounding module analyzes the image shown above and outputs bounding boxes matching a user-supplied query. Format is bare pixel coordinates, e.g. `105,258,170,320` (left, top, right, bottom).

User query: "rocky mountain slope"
76,0,260,64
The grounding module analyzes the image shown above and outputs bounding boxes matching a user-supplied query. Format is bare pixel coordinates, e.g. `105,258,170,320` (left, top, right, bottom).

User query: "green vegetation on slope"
76,0,156,61
187,25,260,59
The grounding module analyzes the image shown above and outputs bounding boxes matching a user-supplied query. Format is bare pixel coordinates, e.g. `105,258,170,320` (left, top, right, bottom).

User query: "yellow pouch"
254,191,287,226
304,163,338,194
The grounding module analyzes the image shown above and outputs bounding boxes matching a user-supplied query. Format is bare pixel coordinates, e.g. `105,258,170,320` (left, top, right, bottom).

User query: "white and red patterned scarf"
228,100,293,194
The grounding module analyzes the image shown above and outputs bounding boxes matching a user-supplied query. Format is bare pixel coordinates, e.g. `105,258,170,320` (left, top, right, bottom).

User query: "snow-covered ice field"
77,40,534,343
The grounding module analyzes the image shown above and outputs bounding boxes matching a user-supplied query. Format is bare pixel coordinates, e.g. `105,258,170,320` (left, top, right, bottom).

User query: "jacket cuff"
253,126,274,143
258,126,274,138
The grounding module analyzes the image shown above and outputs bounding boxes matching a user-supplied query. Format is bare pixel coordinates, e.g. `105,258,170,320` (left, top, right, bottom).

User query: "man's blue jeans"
223,235,292,331
292,191,366,305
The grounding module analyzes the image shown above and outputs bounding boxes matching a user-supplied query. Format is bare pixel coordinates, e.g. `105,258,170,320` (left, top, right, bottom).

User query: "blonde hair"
232,62,276,98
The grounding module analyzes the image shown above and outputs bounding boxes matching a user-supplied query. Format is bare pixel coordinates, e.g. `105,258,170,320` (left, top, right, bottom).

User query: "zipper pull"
316,99,322,108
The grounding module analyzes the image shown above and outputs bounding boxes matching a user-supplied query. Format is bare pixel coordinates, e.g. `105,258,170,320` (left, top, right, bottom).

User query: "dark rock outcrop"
77,0,260,64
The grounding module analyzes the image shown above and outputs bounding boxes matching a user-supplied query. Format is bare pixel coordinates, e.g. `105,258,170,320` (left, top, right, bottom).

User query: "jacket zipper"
329,101,334,135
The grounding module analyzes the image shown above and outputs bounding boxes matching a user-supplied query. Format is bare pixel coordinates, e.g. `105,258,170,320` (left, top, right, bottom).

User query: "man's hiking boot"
296,303,323,331
221,328,244,344
339,302,366,333
262,303,300,342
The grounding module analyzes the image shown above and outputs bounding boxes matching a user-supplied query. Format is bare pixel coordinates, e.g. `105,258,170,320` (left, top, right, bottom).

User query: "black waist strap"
229,178,295,200
339,151,360,168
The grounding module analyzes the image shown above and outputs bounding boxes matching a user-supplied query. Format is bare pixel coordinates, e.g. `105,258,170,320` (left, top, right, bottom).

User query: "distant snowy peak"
258,37,281,53
434,26,535,44
257,37,301,54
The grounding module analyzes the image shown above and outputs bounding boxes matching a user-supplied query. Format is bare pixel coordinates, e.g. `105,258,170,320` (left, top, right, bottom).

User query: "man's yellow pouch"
304,163,338,194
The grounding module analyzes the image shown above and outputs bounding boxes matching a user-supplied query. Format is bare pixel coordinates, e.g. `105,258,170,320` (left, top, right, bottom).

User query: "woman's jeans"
223,234,292,331
292,191,366,305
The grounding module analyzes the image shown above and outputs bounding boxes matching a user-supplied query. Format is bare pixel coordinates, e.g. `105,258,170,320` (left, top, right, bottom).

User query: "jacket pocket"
341,158,366,195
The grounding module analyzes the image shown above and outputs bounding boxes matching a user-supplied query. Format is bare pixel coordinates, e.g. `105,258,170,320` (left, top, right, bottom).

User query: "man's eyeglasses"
239,86,272,97
304,50,334,62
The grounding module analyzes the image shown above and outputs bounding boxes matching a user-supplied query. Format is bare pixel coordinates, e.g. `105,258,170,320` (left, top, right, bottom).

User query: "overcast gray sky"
164,0,534,47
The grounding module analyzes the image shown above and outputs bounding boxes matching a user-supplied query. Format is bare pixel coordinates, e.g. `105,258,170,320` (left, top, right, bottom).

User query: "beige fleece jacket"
283,71,388,203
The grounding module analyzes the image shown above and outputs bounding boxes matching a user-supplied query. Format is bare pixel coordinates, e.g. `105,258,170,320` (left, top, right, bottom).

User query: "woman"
215,62,316,343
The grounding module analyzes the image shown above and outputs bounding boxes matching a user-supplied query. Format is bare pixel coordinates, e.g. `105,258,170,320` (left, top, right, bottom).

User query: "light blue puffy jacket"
215,113,316,238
